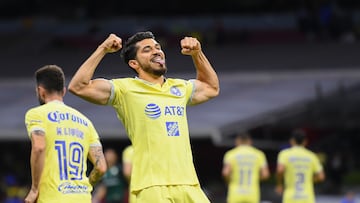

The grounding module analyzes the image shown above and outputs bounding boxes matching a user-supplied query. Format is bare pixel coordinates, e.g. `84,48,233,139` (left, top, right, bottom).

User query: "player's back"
25,101,99,203
224,145,267,203
278,146,322,203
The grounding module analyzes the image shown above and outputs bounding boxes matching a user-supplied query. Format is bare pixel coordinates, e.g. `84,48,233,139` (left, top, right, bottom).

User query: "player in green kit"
24,65,107,203
93,148,127,203
68,31,220,203
222,132,270,203
276,129,326,203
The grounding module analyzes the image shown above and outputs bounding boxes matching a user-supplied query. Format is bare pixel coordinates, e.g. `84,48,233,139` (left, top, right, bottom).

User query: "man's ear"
37,86,46,99
129,59,139,72
62,87,66,97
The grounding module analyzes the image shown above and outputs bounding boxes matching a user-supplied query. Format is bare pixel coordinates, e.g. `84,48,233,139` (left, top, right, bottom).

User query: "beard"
141,63,167,77
37,93,45,105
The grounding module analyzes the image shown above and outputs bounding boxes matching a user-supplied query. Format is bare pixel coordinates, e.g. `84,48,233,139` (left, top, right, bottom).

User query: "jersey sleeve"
277,150,287,165
186,79,195,104
87,121,101,146
106,79,115,105
259,151,268,168
24,108,45,138
122,145,134,164
223,151,232,164
107,79,124,106
312,153,323,173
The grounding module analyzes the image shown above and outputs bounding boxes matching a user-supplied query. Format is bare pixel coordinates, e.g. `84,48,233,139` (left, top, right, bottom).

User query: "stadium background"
1,0,360,202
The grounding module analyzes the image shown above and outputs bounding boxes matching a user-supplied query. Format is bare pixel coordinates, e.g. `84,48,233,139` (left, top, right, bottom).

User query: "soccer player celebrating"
68,31,220,203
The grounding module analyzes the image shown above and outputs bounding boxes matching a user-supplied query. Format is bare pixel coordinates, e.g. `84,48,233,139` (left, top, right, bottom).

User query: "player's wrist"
30,186,39,193
97,44,110,54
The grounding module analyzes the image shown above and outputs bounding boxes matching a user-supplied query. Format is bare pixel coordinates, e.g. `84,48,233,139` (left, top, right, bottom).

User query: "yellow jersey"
25,100,101,203
108,77,199,192
223,145,268,203
277,146,323,203
122,145,134,165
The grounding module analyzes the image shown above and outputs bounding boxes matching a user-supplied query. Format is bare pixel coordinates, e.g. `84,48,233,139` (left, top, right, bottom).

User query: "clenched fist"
180,37,201,56
99,33,122,53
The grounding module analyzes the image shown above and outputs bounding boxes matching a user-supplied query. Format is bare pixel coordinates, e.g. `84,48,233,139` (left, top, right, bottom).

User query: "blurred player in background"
276,128,325,203
339,190,356,203
122,145,133,182
122,145,134,203
222,132,270,203
93,148,127,203
24,65,107,203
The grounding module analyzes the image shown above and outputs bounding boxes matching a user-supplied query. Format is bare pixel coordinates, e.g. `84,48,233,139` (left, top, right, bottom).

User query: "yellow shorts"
130,185,210,203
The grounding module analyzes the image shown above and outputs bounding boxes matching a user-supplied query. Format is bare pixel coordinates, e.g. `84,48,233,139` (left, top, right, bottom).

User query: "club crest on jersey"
166,122,180,136
144,103,161,119
170,86,182,96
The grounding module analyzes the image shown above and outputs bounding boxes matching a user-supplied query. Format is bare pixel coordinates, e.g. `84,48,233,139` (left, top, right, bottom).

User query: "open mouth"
151,57,165,65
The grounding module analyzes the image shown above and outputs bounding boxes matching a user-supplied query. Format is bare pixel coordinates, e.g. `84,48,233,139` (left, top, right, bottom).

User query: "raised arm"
68,34,122,105
180,37,220,105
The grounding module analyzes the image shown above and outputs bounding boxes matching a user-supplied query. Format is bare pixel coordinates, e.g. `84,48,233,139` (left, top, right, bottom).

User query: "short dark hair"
120,31,155,65
291,128,306,144
235,131,251,141
35,65,65,93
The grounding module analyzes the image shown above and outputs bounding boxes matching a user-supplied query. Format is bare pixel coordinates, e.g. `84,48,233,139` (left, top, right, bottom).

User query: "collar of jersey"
135,76,167,86
48,100,64,104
